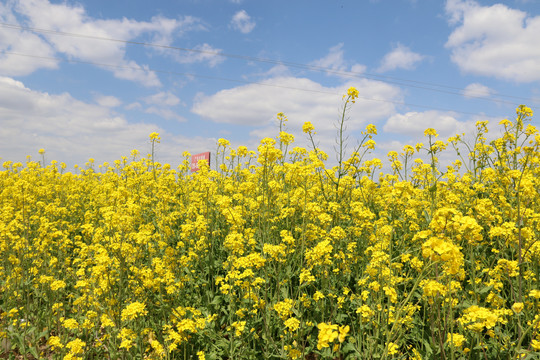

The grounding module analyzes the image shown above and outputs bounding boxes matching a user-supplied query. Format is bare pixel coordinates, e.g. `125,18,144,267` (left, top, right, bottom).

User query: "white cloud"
147,15,206,45
383,110,474,138
445,0,540,82
144,92,182,107
0,2,56,75
230,10,256,34
191,76,402,156
311,43,347,72
311,43,366,77
0,76,212,167
0,76,152,164
140,92,185,122
462,83,493,99
145,107,186,122
258,64,291,78
192,77,400,128
377,43,425,72
0,30,58,76
171,43,224,67
0,0,211,86
125,102,142,110
351,64,367,74
94,94,122,107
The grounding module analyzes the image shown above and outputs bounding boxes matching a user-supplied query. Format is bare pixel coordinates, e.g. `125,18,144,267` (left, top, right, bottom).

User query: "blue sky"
1,0,539,169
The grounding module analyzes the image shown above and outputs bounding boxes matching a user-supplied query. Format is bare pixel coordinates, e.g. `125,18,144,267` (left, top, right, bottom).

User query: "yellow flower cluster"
1,99,539,359
316,323,349,350
121,301,148,322
459,305,512,332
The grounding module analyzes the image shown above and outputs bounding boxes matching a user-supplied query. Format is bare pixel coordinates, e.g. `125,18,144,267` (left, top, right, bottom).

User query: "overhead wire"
0,50,510,118
0,21,538,112
1,21,535,104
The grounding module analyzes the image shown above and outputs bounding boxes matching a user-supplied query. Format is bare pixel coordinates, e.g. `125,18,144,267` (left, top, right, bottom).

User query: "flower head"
446,333,466,348
317,322,339,349
338,325,350,343
218,138,230,147
347,87,359,102
424,128,438,137
121,301,147,322
149,132,161,142
302,121,315,134
284,317,300,332
512,302,524,314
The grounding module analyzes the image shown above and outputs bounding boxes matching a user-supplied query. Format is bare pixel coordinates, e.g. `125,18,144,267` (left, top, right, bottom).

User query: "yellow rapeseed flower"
316,322,338,350
121,301,147,322
63,318,79,330
50,280,66,291
47,335,63,350
423,128,438,137
338,325,350,343
65,338,85,355
284,317,300,332
273,299,294,320
446,333,466,348
302,121,315,134
118,328,136,350
512,302,524,314
387,342,399,355
347,86,359,102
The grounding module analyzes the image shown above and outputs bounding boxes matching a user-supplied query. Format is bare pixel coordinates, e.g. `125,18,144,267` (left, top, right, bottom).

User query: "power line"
0,21,537,106
2,51,338,95
0,50,510,117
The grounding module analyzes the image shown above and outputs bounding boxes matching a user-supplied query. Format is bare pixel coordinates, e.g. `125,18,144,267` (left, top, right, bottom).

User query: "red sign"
190,152,211,172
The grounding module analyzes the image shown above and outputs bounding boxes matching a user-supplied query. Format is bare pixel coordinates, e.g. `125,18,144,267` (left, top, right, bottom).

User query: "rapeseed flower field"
1,89,540,359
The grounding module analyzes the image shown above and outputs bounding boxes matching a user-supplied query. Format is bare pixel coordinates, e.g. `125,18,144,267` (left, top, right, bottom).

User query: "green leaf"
28,346,39,359
280,286,290,300
341,342,356,354
421,338,433,357
12,333,25,347
335,313,347,323
476,285,493,295
210,295,222,305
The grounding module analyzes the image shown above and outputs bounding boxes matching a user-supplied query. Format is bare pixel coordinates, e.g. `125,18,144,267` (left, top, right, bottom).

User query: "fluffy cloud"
311,43,366,77
191,76,402,155
311,43,348,72
193,77,399,127
255,64,292,78
141,92,185,122
377,43,425,72
94,94,122,107
230,10,256,34
383,110,474,138
0,0,212,85
462,83,493,99
144,92,182,107
145,107,186,122
0,76,208,167
445,0,540,82
0,76,148,163
170,43,224,67
0,27,58,75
